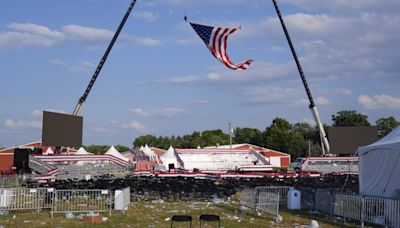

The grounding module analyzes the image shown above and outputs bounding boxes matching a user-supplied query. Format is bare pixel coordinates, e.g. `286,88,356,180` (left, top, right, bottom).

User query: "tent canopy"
106,145,129,162
358,126,400,199
75,147,91,155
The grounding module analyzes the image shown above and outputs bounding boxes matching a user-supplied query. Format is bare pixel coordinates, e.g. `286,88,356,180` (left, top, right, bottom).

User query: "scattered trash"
151,199,164,204
23,220,31,223
102,217,108,222
64,211,74,219
75,214,85,221
165,217,170,221
0,210,9,216
86,211,99,217
12,215,16,219
310,220,319,228
273,215,283,224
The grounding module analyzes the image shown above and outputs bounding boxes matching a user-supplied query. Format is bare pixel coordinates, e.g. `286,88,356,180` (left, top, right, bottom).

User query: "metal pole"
72,0,137,116
271,0,330,154
229,122,232,149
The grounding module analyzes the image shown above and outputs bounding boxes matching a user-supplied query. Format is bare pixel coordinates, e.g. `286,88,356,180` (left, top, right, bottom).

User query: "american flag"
190,22,253,70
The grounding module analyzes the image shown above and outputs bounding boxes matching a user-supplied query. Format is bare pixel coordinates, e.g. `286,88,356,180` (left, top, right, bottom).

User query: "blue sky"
1,0,400,147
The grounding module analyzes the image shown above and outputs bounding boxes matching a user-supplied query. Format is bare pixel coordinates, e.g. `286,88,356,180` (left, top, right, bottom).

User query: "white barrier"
334,193,400,228
0,188,54,212
114,187,130,212
51,189,112,217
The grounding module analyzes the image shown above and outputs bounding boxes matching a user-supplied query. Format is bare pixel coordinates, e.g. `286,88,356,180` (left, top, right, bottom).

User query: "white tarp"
358,126,400,199
106,145,129,162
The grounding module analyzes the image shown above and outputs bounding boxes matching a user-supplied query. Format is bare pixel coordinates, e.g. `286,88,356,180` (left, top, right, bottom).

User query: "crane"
72,0,137,116
272,0,330,154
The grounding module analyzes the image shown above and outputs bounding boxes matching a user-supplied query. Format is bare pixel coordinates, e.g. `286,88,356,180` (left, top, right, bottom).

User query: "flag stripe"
190,22,252,71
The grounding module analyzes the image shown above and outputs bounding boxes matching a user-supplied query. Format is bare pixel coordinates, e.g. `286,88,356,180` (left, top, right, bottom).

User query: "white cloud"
193,99,208,104
0,23,64,48
32,109,67,116
318,88,352,96
315,96,331,105
358,94,400,109
0,22,161,49
243,86,295,104
50,58,66,66
62,24,113,41
131,108,150,117
131,107,187,118
31,110,42,116
133,11,159,22
158,108,186,118
123,121,148,133
152,75,201,84
4,119,41,129
92,127,116,134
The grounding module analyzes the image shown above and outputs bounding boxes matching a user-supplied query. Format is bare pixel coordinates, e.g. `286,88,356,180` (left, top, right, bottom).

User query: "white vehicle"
290,156,359,174
290,157,306,171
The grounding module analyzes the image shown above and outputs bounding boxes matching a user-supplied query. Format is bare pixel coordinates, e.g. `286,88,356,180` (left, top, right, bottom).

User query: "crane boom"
271,0,330,154
72,0,137,116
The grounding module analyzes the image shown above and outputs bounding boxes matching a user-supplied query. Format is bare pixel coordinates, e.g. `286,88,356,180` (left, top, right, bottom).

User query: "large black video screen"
42,111,83,147
328,126,378,155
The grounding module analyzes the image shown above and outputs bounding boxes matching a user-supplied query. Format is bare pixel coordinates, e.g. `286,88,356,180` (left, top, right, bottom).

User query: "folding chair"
170,215,192,228
199,214,220,228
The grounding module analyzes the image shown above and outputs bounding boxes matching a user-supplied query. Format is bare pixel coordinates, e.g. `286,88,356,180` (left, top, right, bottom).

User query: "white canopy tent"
106,145,129,162
75,147,92,155
160,146,181,169
358,126,400,199
143,144,157,158
44,147,54,155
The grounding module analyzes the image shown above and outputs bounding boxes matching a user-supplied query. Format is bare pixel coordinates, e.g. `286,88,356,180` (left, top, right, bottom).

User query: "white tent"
358,126,400,199
106,145,129,162
44,147,54,155
75,147,92,155
160,146,180,169
143,144,157,158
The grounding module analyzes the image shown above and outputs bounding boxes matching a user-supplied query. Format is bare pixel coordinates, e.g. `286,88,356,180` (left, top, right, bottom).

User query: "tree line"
133,110,399,159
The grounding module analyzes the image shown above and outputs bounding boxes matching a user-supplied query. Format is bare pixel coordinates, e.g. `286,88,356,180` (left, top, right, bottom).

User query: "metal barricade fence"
333,193,400,228
255,186,293,205
0,175,31,188
363,196,400,228
240,188,257,212
0,188,54,212
257,191,280,217
333,193,361,221
315,189,333,215
51,189,112,217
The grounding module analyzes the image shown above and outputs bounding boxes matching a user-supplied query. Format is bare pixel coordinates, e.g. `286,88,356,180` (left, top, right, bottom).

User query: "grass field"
0,195,358,227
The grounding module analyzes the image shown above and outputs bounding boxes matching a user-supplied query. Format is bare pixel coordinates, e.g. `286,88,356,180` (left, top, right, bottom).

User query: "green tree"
133,135,158,148
332,110,370,126
233,127,262,145
376,116,399,138
115,145,130,152
83,145,110,154
261,118,292,152
200,129,230,147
